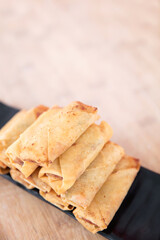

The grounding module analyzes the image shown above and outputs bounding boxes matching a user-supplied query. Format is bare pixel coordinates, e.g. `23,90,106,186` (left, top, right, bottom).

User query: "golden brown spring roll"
10,169,34,189
21,167,51,192
40,190,73,211
0,105,48,173
0,110,28,169
62,142,124,209
6,102,99,167
39,121,112,194
6,106,60,173
73,156,140,233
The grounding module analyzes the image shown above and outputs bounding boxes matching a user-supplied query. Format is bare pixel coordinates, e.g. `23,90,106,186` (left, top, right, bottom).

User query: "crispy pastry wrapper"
10,167,51,192
6,101,99,167
22,167,51,192
73,156,140,233
10,169,34,189
9,157,38,179
6,106,60,175
40,190,73,211
39,121,113,194
0,105,48,170
62,142,124,209
0,110,27,169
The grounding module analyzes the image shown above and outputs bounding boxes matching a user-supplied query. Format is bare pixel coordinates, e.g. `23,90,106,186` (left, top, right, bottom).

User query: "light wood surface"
0,0,160,239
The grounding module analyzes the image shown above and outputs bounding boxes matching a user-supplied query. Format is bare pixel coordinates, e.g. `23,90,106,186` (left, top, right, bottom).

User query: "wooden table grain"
0,0,160,239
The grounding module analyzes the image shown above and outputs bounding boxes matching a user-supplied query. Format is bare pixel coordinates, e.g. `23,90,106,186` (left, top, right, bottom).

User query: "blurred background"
0,0,160,172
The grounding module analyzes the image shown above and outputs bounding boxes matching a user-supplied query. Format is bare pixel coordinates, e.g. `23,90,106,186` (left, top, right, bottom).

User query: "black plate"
0,102,160,240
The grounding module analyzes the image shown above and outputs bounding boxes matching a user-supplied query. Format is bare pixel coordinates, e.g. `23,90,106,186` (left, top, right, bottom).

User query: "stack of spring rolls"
0,101,140,234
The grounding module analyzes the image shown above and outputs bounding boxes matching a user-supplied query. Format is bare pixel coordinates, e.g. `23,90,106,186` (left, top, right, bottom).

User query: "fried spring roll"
7,101,99,167
0,111,28,170
0,105,48,173
6,106,61,172
39,121,112,194
73,156,140,233
10,169,34,189
40,190,73,211
62,142,124,209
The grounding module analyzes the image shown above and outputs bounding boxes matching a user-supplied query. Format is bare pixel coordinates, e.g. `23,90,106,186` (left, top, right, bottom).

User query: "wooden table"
0,0,159,239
